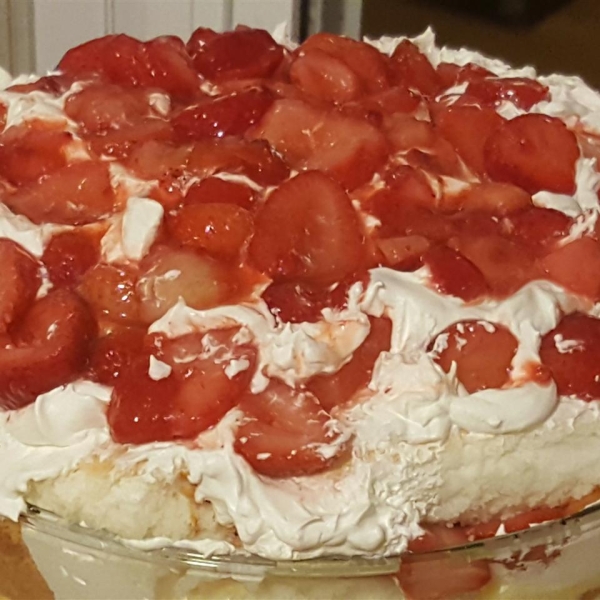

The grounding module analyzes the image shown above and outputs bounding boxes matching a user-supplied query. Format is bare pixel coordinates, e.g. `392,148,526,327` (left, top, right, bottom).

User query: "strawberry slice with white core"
399,524,491,600
137,245,232,323
108,328,256,444
0,240,41,333
4,160,118,225
484,113,580,195
0,289,96,410
248,171,367,283
234,381,351,478
432,320,518,393
250,98,388,190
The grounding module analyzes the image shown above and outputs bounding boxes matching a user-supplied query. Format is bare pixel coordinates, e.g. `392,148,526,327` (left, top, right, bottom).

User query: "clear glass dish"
2,500,600,600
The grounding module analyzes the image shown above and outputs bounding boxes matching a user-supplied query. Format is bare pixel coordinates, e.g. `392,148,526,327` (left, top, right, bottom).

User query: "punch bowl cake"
1,23,600,600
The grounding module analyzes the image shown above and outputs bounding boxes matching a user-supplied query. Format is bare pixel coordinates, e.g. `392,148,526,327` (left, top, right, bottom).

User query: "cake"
2,23,600,600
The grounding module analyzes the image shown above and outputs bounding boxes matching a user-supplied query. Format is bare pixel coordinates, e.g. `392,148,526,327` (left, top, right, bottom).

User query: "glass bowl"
2,500,600,600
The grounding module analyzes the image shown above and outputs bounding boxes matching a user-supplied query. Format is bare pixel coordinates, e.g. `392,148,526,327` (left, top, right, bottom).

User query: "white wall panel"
112,0,194,41
33,0,107,73
191,0,233,32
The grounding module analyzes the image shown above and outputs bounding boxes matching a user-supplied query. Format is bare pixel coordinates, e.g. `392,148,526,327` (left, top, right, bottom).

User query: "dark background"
362,0,600,89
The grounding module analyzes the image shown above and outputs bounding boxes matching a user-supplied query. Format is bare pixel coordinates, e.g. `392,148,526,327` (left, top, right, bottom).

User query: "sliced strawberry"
137,245,232,323
64,83,154,133
299,33,390,93
109,327,255,444
188,27,284,82
377,235,431,271
564,487,600,516
187,137,290,186
125,139,192,181
250,98,388,190
540,313,600,400
42,230,100,288
78,263,141,324
261,272,367,323
307,317,392,411
87,118,173,160
540,237,600,299
453,181,532,215
432,104,505,176
484,114,579,195
432,320,518,393
172,88,273,141
0,289,96,409
87,326,146,385
505,207,572,250
248,171,366,283
58,34,200,100
384,114,436,153
234,381,350,477
448,233,538,296
0,123,71,186
384,164,437,209
166,202,253,259
290,49,362,104
466,77,550,111
184,177,256,210
355,86,421,117
0,240,41,333
437,62,494,89
5,160,117,225
399,524,491,600
424,246,488,302
389,40,441,96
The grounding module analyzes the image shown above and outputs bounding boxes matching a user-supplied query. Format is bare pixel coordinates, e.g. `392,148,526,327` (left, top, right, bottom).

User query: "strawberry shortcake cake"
2,23,600,600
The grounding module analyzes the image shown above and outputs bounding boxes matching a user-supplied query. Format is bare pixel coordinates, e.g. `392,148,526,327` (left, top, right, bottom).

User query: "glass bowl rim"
16,499,600,579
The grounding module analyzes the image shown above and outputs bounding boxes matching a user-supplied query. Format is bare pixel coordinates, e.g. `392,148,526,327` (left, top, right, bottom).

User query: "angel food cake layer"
1,23,600,589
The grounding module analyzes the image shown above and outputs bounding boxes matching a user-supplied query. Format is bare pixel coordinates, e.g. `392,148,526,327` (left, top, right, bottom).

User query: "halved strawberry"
188,27,284,82
58,34,200,100
0,289,96,409
137,245,232,323
424,246,488,302
289,49,362,104
0,240,41,333
299,32,390,93
248,171,366,283
505,206,572,250
261,272,368,323
184,177,256,210
250,98,388,190
108,328,255,443
431,320,518,393
234,381,350,477
484,114,579,195
540,313,600,400
64,83,155,133
465,77,550,111
78,263,141,324
437,62,494,89
0,123,71,186
307,317,392,411
540,237,600,299
448,233,538,296
399,524,491,600
187,137,290,186
5,160,117,225
42,230,100,288
377,236,431,271
432,104,505,176
125,139,192,181
388,40,441,96
172,88,273,141
453,181,532,215
87,326,146,385
87,118,173,160
166,202,253,259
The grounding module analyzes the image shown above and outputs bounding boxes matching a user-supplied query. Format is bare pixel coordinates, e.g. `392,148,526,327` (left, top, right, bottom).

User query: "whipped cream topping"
2,29,600,563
